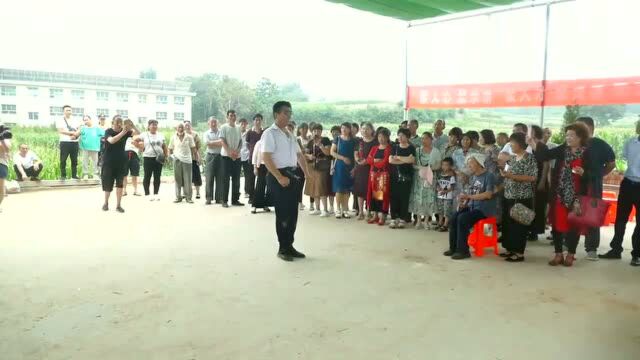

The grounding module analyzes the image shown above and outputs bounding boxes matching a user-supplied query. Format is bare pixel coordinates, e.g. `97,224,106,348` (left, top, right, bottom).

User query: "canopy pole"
403,23,410,121
539,3,551,127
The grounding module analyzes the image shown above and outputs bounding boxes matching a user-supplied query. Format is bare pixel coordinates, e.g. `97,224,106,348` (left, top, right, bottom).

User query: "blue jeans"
448,208,487,254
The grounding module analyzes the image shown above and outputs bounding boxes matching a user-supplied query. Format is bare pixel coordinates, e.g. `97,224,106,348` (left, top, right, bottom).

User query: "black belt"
278,167,302,181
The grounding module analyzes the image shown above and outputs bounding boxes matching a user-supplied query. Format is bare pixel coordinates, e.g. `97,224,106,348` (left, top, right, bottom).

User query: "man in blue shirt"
599,120,640,266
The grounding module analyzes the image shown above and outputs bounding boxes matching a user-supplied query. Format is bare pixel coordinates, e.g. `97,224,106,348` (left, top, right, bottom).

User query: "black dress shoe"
205,200,212,205
215,201,222,204
451,252,471,260
251,208,257,214
289,248,306,258
443,250,454,256
222,203,229,208
264,207,271,212
232,201,245,206
277,252,294,262
598,250,622,259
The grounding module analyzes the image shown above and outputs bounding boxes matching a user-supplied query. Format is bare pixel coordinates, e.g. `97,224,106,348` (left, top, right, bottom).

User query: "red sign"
407,76,640,109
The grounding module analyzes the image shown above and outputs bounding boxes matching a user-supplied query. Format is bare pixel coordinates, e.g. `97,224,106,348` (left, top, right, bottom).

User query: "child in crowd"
436,157,456,232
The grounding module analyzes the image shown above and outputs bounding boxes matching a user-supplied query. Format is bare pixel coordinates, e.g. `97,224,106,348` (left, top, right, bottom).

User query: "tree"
254,78,280,115
563,104,626,126
279,82,308,102
139,68,157,80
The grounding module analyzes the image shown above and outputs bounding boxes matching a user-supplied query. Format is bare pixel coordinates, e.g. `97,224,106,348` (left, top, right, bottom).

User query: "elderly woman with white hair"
444,152,498,260
169,123,196,203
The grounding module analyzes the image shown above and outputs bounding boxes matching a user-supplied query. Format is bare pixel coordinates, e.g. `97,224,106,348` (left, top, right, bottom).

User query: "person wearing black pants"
242,159,255,201
388,128,416,228
55,105,82,180
140,119,167,201
262,101,310,262
600,125,640,265
143,158,163,196
502,198,533,259
60,142,79,179
222,157,242,205
219,110,244,207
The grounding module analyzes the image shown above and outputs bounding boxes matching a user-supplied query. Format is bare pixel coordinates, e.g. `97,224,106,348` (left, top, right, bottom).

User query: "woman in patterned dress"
409,132,442,229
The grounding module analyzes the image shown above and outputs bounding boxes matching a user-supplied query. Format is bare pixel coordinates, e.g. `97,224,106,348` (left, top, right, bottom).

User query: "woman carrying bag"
409,131,441,230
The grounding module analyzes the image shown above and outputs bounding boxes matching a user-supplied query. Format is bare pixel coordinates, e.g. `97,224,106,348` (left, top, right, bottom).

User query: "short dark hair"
377,127,391,142
299,122,308,130
311,123,323,131
514,123,528,134
565,123,590,146
409,119,419,126
227,109,236,116
509,132,527,150
148,119,158,125
253,113,263,120
239,118,248,124
272,101,292,117
330,125,341,133
397,128,411,139
480,129,496,145
288,120,297,128
361,122,374,132
576,116,595,129
531,125,543,140
400,120,408,127
63,105,72,110
448,127,463,142
442,157,454,166
341,122,353,138
467,130,479,143
351,122,359,130
422,131,433,139
497,132,509,139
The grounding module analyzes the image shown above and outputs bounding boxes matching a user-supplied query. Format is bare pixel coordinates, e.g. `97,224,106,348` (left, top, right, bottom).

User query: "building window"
28,87,39,97
1,104,16,114
1,86,16,96
49,88,63,99
174,112,185,121
96,108,109,117
156,112,167,120
117,92,129,103
138,117,147,124
50,106,63,116
116,109,128,117
97,91,109,101
28,112,39,121
71,89,85,100
138,94,147,103
72,108,85,117
156,95,168,104
174,96,185,105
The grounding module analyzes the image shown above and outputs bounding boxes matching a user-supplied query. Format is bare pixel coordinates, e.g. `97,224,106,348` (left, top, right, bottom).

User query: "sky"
1,0,638,102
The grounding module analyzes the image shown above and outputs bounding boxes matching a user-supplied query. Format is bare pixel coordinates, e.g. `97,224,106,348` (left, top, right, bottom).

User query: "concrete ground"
1,187,639,360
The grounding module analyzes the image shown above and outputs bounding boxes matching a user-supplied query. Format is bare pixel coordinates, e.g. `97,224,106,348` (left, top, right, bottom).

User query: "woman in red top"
367,127,392,225
530,123,594,267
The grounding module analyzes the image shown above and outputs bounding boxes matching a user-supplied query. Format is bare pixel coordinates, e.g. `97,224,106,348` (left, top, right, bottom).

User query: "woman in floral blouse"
500,132,538,262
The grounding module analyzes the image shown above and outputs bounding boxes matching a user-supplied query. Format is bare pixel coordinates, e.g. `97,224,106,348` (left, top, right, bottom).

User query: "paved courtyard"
1,187,639,360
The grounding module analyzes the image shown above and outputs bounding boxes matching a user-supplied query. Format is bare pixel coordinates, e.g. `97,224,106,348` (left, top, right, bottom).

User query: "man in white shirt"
239,118,254,201
220,110,243,208
432,119,448,152
56,105,82,180
262,101,310,262
13,144,43,181
204,117,224,205
500,123,532,155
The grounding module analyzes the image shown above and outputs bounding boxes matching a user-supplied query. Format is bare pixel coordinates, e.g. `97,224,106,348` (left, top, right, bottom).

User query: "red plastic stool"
467,217,498,257
604,200,617,226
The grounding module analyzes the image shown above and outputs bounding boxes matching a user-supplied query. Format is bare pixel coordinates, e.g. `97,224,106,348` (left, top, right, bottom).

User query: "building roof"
326,0,521,21
0,68,192,93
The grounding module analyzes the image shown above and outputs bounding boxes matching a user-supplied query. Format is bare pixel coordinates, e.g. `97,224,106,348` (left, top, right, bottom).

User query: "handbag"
510,202,535,225
148,133,165,164
568,196,610,229
372,170,388,201
314,159,331,172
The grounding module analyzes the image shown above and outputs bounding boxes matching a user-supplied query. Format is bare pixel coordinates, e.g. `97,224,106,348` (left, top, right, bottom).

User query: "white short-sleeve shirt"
169,133,195,164
261,124,300,168
13,150,39,169
56,117,82,142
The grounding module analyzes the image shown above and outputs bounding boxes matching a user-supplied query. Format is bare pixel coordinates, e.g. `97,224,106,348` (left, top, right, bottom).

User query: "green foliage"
563,104,626,126
139,68,157,80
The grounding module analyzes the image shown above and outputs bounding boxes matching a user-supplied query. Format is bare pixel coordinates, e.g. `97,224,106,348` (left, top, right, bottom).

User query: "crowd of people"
1,104,639,267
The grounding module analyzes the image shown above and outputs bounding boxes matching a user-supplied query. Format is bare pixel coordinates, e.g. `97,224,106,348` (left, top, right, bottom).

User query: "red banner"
407,76,640,109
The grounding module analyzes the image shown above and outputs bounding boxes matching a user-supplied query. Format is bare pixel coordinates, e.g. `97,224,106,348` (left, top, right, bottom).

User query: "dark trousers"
205,153,223,202
59,142,79,178
449,208,487,254
267,170,300,252
253,164,272,208
502,198,533,254
390,179,412,221
553,230,579,254
242,160,255,202
14,164,43,181
192,160,202,187
142,157,163,195
609,178,640,257
295,167,305,203
532,189,548,235
584,186,604,252
222,156,241,203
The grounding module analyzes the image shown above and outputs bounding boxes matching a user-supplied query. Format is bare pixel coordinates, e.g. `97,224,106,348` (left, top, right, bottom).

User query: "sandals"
505,254,525,262
548,254,565,266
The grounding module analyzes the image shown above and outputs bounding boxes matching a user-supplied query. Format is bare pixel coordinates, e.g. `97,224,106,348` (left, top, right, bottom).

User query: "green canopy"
327,0,522,21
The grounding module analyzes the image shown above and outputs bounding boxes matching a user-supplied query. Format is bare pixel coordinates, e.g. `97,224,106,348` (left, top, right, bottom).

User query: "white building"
0,68,194,127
